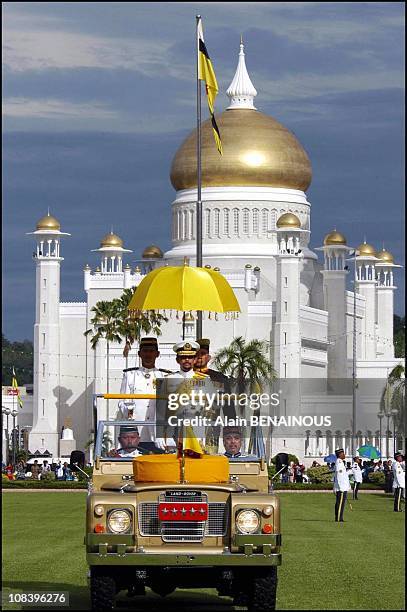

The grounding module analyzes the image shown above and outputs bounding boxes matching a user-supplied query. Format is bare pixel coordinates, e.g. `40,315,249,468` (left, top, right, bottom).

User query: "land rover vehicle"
86,397,282,610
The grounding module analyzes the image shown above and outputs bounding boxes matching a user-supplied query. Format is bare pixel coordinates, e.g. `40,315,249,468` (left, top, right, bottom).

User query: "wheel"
247,567,278,612
90,568,116,610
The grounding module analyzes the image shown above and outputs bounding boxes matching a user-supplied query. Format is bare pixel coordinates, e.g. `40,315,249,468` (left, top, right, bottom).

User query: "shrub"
40,471,55,481
306,466,334,484
368,471,385,485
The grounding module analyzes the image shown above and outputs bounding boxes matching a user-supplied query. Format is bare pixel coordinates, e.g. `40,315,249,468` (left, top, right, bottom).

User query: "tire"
90,568,116,610
247,567,278,612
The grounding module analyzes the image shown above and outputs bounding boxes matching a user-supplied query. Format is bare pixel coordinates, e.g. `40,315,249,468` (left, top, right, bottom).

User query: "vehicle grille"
138,495,227,541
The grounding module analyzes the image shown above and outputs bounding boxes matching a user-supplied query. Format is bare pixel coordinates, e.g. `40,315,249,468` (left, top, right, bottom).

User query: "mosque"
25,42,402,463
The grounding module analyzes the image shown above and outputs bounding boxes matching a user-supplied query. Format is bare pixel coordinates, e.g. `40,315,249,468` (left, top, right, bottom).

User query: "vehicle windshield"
96,421,265,461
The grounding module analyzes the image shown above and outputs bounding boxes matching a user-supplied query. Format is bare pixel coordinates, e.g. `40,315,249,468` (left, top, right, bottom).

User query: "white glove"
155,437,176,450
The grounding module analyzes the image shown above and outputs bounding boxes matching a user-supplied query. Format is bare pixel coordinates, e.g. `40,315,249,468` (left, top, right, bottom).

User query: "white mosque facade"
25,43,403,463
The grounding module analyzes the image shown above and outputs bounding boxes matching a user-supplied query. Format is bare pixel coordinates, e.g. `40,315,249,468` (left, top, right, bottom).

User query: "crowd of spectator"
2,458,75,481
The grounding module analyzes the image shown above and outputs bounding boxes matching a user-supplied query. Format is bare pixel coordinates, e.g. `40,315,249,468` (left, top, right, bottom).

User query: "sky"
2,2,405,341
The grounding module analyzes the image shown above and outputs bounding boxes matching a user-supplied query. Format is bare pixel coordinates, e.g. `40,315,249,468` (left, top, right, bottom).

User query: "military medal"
144,372,151,379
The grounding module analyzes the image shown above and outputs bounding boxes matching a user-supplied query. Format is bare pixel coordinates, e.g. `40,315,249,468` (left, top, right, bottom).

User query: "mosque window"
243,208,249,235
43,303,46,314
223,208,230,235
180,211,185,240
190,210,195,239
284,332,287,345
233,209,239,235
183,210,188,240
214,209,220,237
271,210,277,229
262,209,269,232
253,208,259,233
284,277,288,287
176,211,180,240
205,209,211,237
42,333,46,347
43,278,47,288
284,301,288,313
42,363,46,377
42,400,45,417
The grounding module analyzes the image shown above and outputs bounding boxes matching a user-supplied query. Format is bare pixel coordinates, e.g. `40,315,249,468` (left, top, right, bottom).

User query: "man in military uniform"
162,341,211,444
333,448,350,522
118,337,174,450
108,426,145,458
351,456,363,500
392,451,405,512
195,338,236,418
222,426,257,460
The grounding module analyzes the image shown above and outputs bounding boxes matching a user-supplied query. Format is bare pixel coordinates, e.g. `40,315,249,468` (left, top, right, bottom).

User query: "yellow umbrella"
128,263,240,314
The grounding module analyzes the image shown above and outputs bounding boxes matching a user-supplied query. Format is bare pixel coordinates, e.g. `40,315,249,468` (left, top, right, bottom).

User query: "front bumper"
87,551,281,566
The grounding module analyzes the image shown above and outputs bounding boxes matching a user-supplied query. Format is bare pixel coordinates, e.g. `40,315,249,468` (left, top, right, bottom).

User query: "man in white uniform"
352,456,363,500
392,451,405,512
333,448,350,522
162,341,211,444
108,426,143,458
118,337,175,451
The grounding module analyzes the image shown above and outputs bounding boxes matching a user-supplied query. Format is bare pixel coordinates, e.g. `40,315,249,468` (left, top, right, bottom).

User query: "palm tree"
380,364,405,456
115,287,167,368
213,336,276,396
213,337,276,459
85,300,122,418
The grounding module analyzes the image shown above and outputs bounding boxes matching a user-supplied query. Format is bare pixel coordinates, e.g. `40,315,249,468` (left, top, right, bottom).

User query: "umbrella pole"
196,15,203,340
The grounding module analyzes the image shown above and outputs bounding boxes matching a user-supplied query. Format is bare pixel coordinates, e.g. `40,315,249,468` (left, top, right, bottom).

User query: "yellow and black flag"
197,18,222,155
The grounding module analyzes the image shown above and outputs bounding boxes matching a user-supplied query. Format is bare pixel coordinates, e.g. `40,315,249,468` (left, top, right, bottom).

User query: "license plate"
158,502,208,521
165,490,201,497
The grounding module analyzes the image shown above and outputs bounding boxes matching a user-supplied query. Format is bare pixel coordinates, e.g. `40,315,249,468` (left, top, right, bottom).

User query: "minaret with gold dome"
375,247,402,358
274,213,305,377
316,230,353,378
355,241,378,359
26,212,71,456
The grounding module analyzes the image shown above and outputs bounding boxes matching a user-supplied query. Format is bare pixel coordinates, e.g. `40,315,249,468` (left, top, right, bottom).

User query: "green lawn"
2,492,404,610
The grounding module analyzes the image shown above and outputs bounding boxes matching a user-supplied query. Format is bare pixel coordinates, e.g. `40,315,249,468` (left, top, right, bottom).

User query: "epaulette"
123,367,140,373
159,368,174,374
194,371,209,379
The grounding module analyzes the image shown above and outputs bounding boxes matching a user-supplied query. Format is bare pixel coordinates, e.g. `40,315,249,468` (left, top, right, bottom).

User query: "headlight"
236,509,260,534
107,509,132,534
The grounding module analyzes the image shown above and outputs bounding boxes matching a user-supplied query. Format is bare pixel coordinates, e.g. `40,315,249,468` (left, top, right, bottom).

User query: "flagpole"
196,14,203,340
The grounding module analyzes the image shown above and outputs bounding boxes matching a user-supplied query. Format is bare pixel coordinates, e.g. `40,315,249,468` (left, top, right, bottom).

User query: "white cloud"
3,28,170,74
3,97,118,120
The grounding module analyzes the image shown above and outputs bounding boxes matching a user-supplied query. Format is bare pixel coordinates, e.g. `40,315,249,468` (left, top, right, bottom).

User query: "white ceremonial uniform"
352,462,363,483
333,458,351,492
116,448,142,458
392,461,405,489
118,367,168,444
163,369,213,443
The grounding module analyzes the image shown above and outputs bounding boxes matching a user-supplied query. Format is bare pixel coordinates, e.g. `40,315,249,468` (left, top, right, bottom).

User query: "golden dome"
36,213,60,231
100,232,123,248
324,230,347,246
276,212,301,229
376,248,394,263
142,245,163,259
357,242,376,257
170,109,312,191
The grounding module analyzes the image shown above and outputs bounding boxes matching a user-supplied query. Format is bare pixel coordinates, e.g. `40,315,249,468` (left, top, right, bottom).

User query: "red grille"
158,502,208,521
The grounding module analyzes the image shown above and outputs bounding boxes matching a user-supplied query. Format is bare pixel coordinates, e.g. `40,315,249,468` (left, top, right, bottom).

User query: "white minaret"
27,212,70,456
316,230,353,378
274,213,306,378
354,241,378,360
226,37,257,109
375,248,402,358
